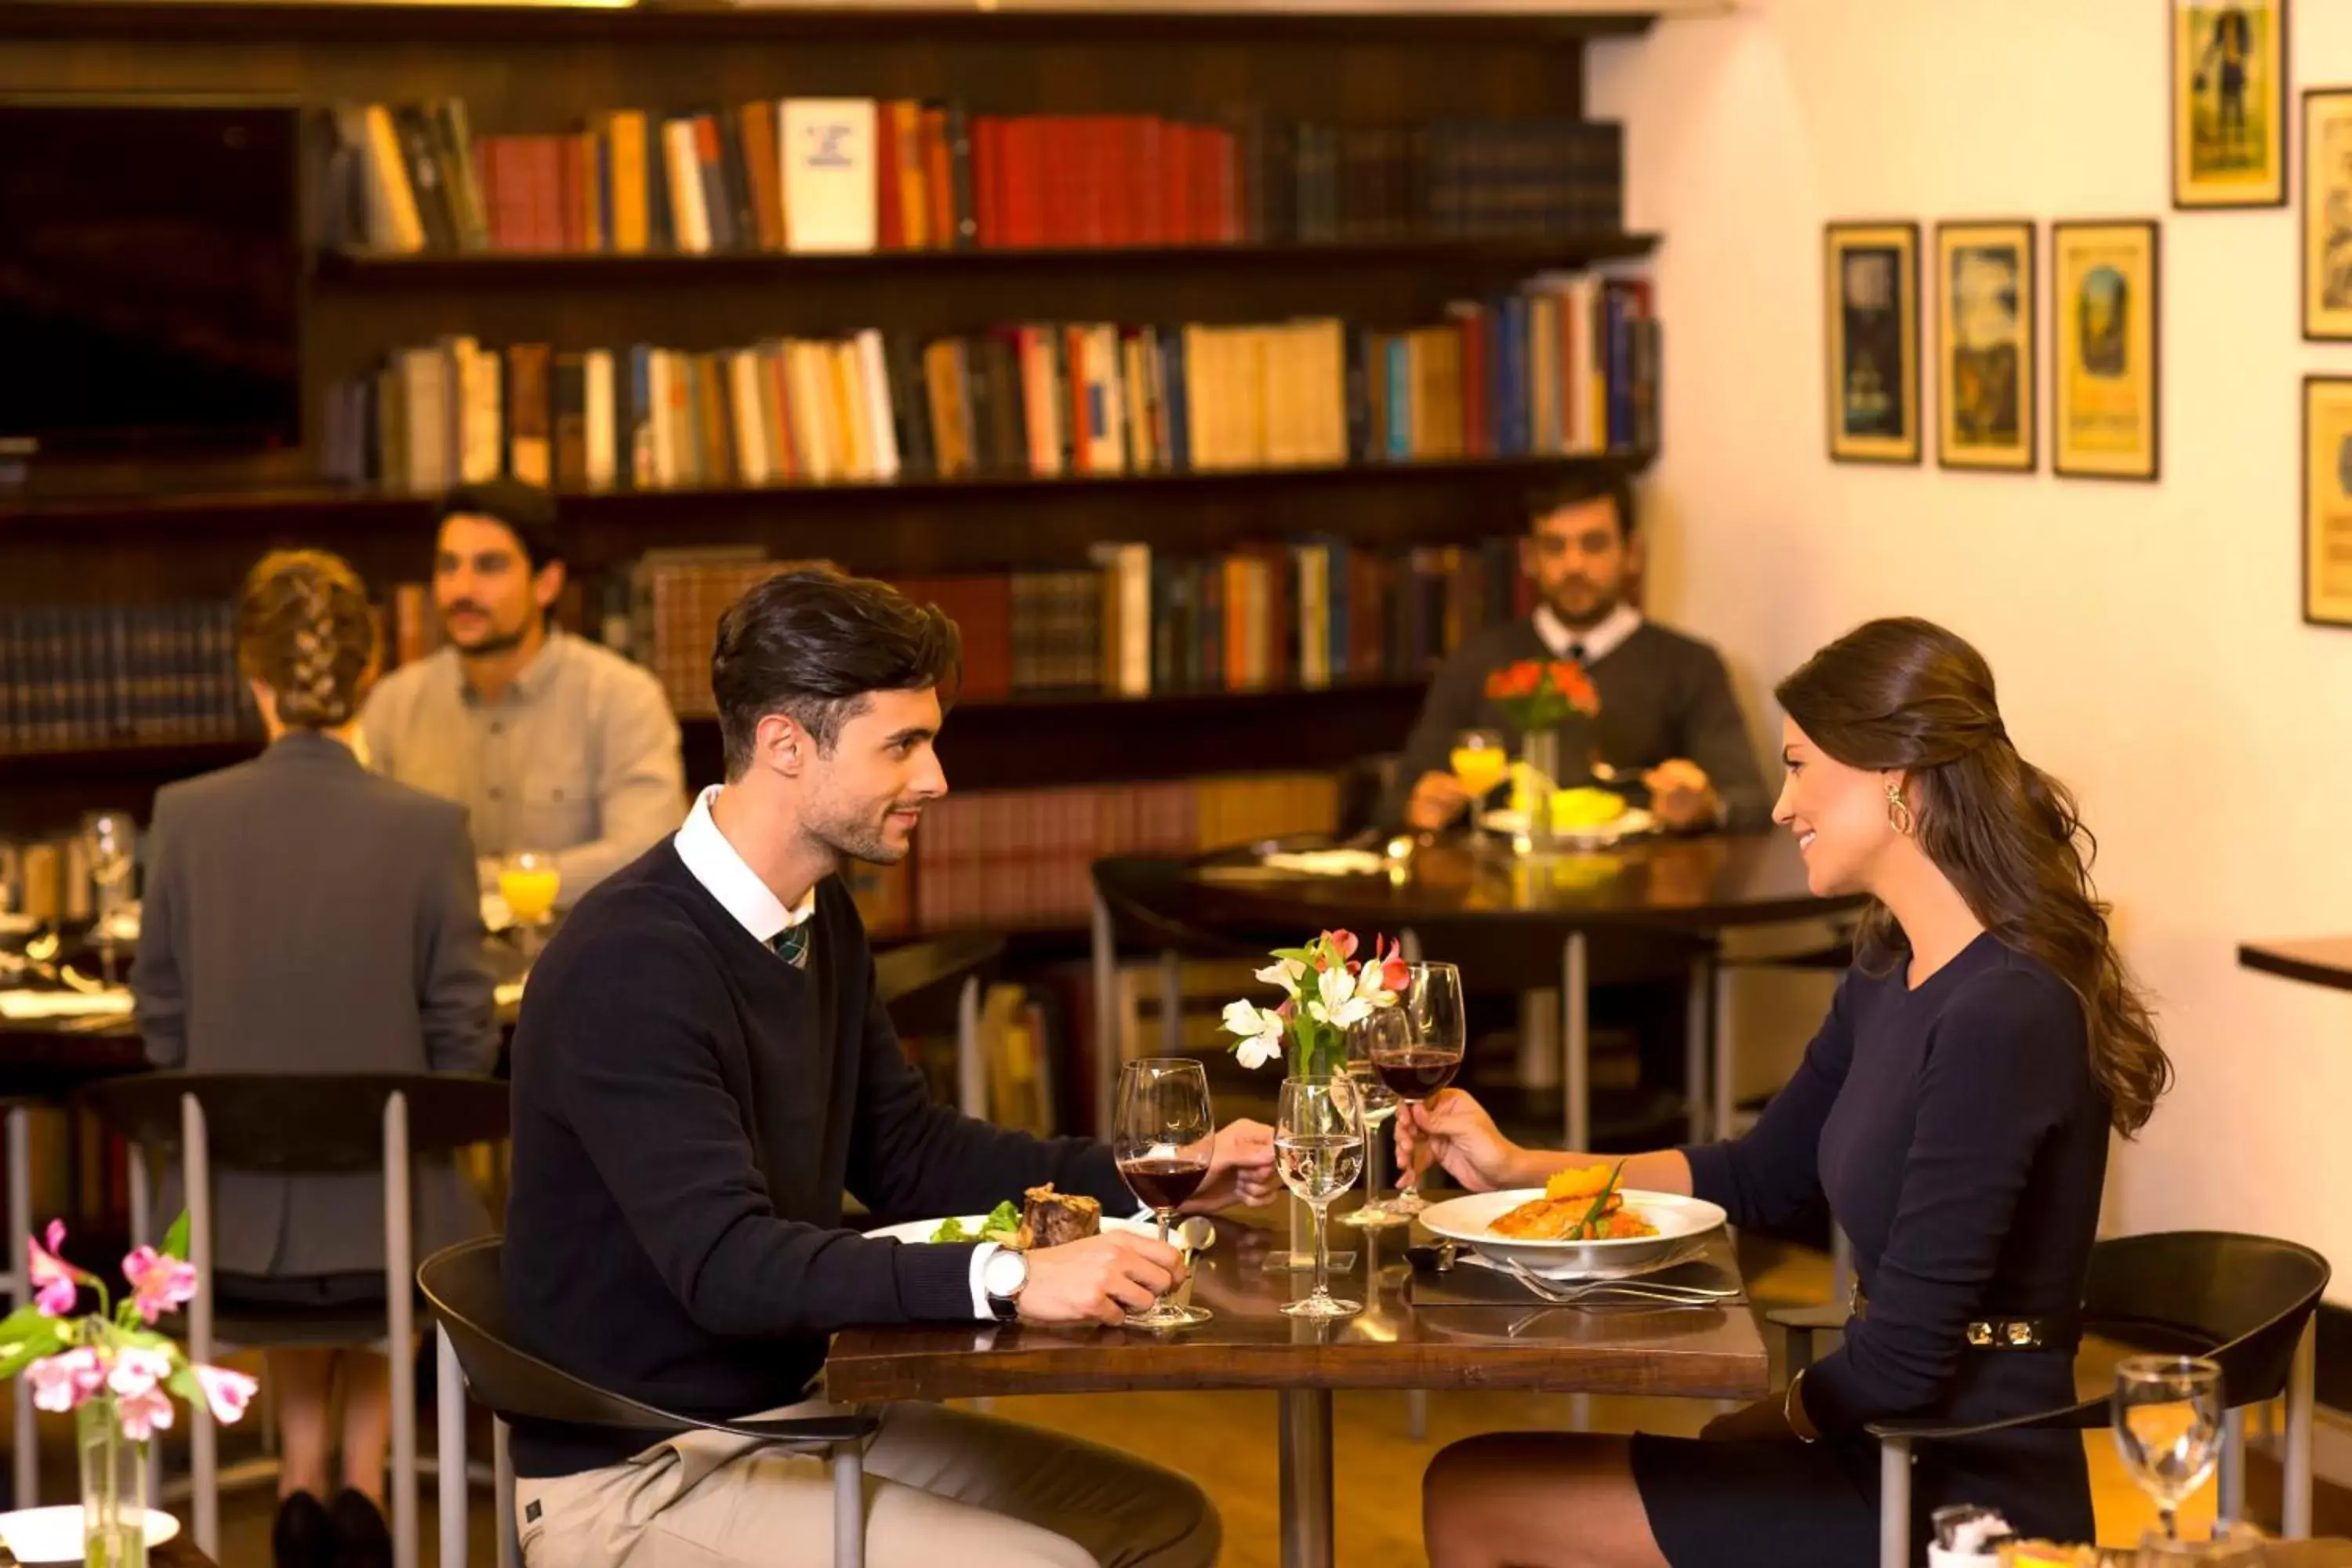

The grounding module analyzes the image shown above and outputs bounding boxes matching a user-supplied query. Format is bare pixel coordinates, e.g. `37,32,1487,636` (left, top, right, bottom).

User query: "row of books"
0,604,253,757
321,274,1660,494
327,98,1624,257
898,539,1531,701
405,535,1525,721
851,773,1341,935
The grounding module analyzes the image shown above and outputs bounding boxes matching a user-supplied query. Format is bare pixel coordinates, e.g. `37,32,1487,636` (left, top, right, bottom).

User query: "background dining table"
826,1218,1769,1568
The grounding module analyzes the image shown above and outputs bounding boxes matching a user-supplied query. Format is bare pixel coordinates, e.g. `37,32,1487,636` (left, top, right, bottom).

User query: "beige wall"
1590,0,2352,1287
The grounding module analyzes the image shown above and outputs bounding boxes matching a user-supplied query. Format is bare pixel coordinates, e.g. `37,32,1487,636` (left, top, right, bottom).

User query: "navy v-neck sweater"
502,840,1128,1477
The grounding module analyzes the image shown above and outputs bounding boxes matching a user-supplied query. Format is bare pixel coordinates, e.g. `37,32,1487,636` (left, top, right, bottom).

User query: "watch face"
984,1247,1027,1298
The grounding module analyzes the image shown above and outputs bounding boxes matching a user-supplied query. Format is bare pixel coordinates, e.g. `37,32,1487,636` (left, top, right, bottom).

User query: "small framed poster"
2301,376,2352,626
2300,88,2352,339
1935,220,2037,473
1824,220,1921,465
2172,0,2288,209
2052,220,2161,482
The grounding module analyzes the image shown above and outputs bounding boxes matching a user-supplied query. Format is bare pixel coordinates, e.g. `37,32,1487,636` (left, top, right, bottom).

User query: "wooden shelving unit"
0,2,1659,869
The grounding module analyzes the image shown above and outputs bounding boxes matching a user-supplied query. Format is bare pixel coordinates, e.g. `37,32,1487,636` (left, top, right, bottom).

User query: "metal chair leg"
10,1105,37,1511
2286,1316,2318,1539
955,975,985,1120
1710,963,1737,1144
1405,1389,1427,1443
494,1417,517,1568
1878,1436,1911,1568
183,1095,220,1562
437,1327,469,1568
2219,1406,2245,1523
833,1440,866,1568
385,1093,418,1568
1683,956,1711,1145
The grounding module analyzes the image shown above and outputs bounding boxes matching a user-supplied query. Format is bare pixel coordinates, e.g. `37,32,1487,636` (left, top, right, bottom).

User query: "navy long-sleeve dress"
1629,931,2109,1566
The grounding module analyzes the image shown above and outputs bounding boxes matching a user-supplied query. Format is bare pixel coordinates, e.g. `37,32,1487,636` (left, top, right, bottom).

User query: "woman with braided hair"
133,549,499,1568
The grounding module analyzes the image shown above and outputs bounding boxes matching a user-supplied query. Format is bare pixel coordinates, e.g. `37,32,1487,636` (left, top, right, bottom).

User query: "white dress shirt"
671,785,1003,1317
1533,601,1643,665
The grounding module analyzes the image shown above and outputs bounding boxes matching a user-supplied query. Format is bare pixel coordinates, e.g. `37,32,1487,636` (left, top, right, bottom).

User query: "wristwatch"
982,1247,1028,1323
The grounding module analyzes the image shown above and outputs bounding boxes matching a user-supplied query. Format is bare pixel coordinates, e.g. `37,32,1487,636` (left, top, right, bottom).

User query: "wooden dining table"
1093,829,1865,1150
826,1218,1769,1568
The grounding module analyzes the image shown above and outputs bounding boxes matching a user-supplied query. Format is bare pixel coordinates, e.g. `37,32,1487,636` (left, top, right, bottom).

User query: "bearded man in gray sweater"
1381,471,1769,836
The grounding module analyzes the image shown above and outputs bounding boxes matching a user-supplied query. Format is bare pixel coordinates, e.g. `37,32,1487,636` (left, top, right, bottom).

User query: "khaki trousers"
514,1400,1220,1568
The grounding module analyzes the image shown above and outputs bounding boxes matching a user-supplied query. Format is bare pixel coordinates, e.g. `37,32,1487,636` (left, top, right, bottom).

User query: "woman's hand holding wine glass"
1393,1089,1544,1194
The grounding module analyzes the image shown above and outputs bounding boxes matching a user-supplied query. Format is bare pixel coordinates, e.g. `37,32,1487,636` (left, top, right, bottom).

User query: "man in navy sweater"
504,568,1274,1567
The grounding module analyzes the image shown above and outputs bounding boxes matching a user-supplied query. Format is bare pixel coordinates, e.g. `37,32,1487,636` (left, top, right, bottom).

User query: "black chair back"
874,932,1004,1037
2083,1230,2331,1408
418,1240,868,1446
78,1072,509,1172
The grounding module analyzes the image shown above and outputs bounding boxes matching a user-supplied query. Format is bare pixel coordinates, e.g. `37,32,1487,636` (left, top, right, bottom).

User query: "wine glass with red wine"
1114,1058,1215,1328
1366,960,1466,1217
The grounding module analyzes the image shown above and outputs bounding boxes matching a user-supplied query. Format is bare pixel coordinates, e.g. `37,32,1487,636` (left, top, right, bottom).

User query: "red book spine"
528,136,567,252
971,115,1003,248
1132,117,1163,247
1460,308,1489,459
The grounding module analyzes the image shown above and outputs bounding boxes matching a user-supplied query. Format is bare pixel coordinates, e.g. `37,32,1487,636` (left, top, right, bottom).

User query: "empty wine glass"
80,810,136,982
1339,1013,1406,1230
2113,1355,2225,1542
1113,1058,1214,1330
1275,1074,1364,1320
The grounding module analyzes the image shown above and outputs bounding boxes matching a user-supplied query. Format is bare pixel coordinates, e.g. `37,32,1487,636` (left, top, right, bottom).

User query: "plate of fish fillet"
1417,1163,1727,1279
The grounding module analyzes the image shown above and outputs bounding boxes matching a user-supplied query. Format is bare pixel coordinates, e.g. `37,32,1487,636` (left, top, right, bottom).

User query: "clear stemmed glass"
80,810,136,983
1339,1013,1406,1229
1275,1074,1365,1320
1365,961,1467,1217
2112,1355,2225,1543
1112,1058,1215,1330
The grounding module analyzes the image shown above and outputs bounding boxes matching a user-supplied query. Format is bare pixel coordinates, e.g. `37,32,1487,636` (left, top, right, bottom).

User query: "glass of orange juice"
499,850,561,956
1450,728,1510,804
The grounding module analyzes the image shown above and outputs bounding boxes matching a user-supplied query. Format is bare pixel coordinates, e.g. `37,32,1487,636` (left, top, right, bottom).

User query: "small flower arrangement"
1221,928,1408,1077
1484,659,1601,734
1,1216,257,1439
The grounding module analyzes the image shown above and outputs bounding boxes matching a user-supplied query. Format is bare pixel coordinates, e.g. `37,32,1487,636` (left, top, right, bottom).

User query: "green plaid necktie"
768,922,811,969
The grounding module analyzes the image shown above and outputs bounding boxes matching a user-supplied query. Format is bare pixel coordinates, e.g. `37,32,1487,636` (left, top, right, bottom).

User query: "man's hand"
1016,1231,1186,1327
1642,758,1722,832
1183,1119,1279,1213
1392,1089,1535,1194
1406,771,1473,833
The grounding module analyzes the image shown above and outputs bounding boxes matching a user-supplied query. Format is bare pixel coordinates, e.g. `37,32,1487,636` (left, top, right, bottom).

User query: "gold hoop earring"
1886,779,1914,837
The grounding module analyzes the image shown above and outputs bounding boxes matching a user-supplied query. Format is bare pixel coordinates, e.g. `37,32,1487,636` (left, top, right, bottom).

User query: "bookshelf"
1,2,1666,900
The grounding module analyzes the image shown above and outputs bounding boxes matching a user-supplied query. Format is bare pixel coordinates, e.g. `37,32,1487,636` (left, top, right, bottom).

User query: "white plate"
869,1213,1163,1247
1418,1189,1727,1280
1479,805,1657,846
0,1506,181,1562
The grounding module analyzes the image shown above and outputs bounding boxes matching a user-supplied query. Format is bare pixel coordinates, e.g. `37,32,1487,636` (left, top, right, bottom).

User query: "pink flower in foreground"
28,1221,85,1317
26,1349,103,1414
114,1387,174,1443
1319,929,1359,963
193,1365,257,1425
121,1247,198,1326
107,1347,173,1401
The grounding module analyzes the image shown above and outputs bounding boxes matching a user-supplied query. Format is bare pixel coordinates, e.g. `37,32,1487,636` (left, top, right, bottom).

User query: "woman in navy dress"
1402,617,2172,1568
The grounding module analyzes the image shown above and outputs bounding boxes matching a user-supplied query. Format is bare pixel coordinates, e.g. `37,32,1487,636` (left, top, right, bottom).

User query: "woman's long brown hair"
1776,617,2170,1136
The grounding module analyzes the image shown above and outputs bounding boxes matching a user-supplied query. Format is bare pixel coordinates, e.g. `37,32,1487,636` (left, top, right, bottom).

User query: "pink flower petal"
194,1365,257,1425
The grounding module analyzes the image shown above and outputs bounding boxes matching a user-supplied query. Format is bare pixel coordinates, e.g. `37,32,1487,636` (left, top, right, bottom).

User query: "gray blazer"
1377,616,1773,832
132,732,500,1278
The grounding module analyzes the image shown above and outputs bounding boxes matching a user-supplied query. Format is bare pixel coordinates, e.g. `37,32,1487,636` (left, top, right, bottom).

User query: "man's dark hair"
1525,470,1637,542
435,480,566,573
712,568,963,778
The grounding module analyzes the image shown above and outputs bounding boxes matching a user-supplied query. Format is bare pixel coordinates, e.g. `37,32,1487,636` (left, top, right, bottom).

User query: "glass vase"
1521,727,1562,851
78,1396,151,1568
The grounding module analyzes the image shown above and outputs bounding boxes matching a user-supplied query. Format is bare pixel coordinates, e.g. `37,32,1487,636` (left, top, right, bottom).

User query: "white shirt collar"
673,785,816,946
1533,601,1643,665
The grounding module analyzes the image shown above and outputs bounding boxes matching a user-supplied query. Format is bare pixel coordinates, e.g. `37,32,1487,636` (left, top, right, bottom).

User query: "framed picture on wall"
2172,0,2288,209
2301,89,2352,339
2301,376,2352,626
1934,220,2037,472
1824,220,1920,464
2052,220,2161,481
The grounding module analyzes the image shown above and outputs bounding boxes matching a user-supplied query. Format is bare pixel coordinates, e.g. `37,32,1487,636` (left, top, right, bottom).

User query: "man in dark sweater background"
1377,474,1772,1137
503,568,1272,1567
1379,470,1769,836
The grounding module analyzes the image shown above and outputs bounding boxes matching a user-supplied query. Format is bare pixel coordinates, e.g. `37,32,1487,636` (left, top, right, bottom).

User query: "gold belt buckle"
1966,1318,2045,1349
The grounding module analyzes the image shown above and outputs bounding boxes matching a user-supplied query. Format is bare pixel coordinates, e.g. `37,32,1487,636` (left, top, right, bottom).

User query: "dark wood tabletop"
825,1219,1770,1406
2240,937,2352,995
1164,829,1861,933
